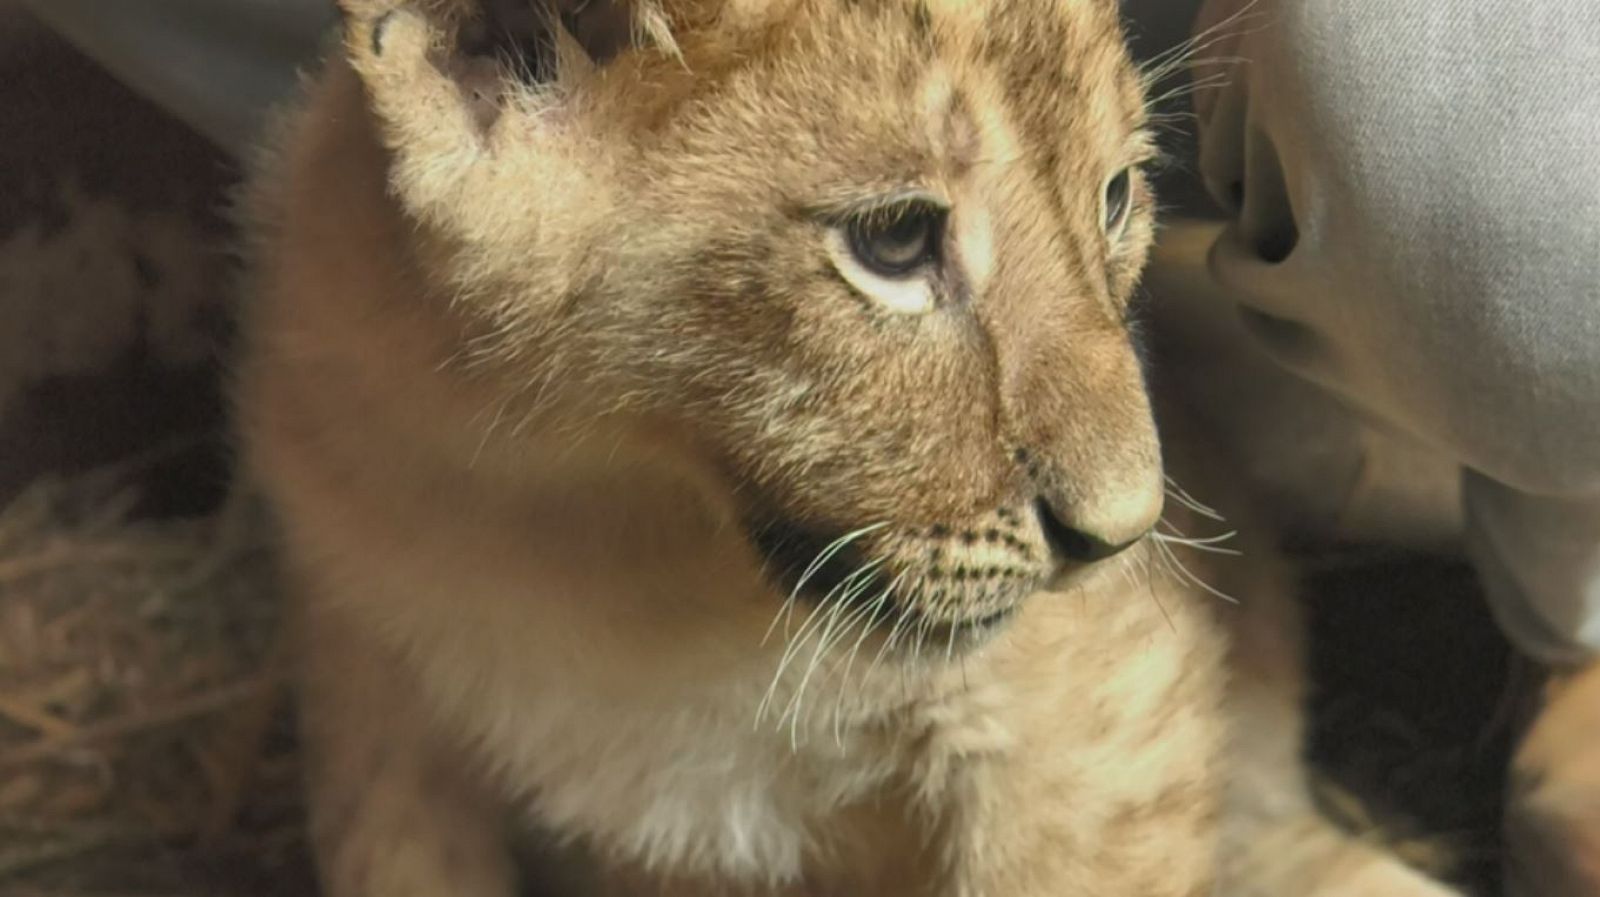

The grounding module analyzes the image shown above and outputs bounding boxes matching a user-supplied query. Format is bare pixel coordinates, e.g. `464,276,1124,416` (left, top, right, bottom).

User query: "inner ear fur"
345,0,650,80
344,0,658,135
441,0,646,80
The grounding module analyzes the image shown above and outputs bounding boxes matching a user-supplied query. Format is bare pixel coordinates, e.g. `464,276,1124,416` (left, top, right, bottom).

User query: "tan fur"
235,1,1459,894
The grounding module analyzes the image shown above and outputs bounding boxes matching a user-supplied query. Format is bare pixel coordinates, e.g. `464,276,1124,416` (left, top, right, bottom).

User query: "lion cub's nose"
1034,485,1160,564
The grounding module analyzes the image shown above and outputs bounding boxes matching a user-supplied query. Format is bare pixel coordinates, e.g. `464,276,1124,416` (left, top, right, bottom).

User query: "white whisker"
1138,0,1266,88
943,615,959,669
1144,72,1235,110
754,543,884,730
1154,529,1242,558
760,522,889,647
1154,537,1241,605
1164,475,1227,522
828,574,906,747
863,587,916,688
785,564,885,748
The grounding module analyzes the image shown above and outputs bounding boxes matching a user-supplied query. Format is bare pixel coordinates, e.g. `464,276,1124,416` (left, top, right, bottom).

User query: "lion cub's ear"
331,0,675,239
336,0,673,142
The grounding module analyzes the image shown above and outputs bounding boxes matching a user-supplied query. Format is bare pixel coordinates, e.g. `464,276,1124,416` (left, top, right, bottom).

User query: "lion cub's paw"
1327,865,1462,897
1290,855,1463,897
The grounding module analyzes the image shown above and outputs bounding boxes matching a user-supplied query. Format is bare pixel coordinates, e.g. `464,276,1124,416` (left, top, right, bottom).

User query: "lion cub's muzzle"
751,494,1151,653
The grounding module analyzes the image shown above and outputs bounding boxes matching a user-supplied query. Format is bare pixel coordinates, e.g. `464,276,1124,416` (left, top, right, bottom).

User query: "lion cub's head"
341,0,1161,650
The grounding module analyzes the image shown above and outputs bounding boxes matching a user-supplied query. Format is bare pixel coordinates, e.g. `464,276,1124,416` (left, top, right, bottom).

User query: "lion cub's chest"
396,554,1224,894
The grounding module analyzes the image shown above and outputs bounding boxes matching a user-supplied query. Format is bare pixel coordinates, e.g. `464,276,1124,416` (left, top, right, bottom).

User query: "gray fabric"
23,0,1600,663
1131,0,1600,664
1466,474,1600,667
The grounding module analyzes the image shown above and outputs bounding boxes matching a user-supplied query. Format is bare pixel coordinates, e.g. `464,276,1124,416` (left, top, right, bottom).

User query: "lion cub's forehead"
697,0,1143,160
915,0,1140,133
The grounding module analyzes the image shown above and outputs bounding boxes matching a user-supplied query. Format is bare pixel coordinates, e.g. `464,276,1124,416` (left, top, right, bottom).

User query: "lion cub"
236,0,1461,894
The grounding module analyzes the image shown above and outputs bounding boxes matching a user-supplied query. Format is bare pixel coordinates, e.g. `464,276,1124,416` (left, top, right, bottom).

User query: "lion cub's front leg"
931,597,1228,897
297,595,517,897
940,738,1221,897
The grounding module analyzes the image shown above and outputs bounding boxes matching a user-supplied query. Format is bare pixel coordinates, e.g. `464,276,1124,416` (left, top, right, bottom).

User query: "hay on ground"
0,453,311,897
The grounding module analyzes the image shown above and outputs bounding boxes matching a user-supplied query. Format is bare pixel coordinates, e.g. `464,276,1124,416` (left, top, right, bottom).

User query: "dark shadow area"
1304,547,1519,896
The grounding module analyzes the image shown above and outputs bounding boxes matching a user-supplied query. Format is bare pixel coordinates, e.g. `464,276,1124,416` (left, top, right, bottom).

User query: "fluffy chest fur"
277,426,1225,890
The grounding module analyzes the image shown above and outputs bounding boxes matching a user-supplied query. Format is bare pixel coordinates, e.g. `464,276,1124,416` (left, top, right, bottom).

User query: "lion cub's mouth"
748,512,1046,652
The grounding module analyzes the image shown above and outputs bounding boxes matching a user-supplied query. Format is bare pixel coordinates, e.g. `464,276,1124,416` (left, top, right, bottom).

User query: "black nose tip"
1035,498,1142,564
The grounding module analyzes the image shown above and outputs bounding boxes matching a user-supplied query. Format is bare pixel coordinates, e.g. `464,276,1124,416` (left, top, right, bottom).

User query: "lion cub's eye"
826,199,947,315
1103,168,1132,235
847,203,943,277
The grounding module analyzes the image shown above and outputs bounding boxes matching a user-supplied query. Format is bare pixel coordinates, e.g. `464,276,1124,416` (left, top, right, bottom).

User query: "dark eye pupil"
849,206,940,276
1104,170,1132,232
